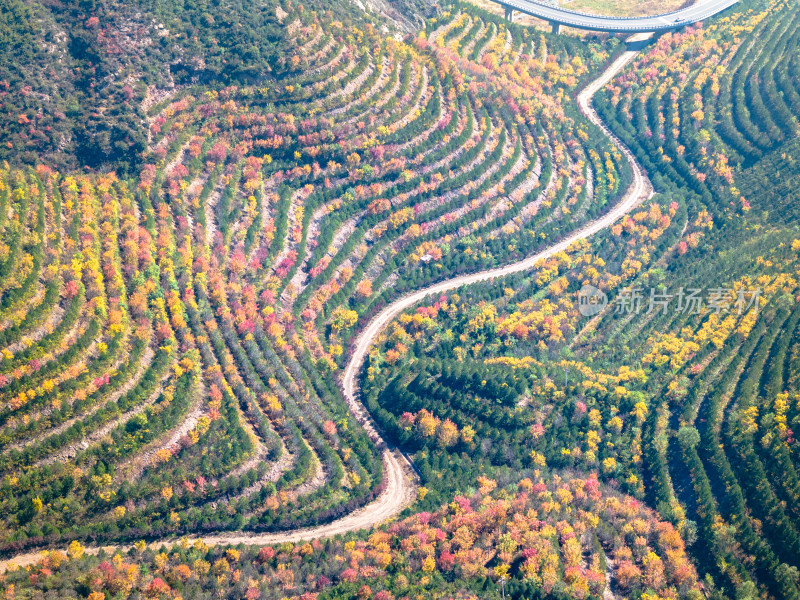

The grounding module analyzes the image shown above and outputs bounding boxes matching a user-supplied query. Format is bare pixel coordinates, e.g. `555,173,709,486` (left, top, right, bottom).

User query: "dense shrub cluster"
3,475,699,600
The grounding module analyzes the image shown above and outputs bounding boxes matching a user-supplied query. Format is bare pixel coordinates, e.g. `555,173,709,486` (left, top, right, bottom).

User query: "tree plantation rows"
2,475,699,599
0,0,630,561
360,0,800,598
3,0,800,598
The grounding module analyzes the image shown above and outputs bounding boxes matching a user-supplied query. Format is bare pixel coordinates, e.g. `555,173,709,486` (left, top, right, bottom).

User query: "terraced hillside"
2,474,702,599
4,0,800,598
0,2,630,557
581,1,800,597
596,0,800,208
359,1,800,599
368,193,800,594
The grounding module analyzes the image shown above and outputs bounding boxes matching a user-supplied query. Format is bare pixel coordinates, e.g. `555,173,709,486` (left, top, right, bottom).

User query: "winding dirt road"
0,43,652,573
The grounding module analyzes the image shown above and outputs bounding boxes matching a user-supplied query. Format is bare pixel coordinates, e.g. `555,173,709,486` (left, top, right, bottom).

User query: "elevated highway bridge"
493,0,738,33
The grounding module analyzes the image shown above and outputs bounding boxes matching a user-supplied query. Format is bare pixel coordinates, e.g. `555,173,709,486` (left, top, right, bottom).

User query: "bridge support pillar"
550,21,561,34
503,4,514,21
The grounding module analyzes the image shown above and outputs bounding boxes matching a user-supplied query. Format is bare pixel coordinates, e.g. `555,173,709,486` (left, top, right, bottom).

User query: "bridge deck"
495,0,738,32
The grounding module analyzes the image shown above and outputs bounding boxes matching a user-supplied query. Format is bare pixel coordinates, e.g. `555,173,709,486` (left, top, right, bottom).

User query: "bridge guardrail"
499,0,739,32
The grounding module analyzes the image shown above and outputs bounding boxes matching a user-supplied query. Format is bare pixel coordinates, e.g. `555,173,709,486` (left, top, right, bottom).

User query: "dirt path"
342,47,652,427
5,346,155,453
0,449,413,572
35,355,177,467
0,43,652,572
117,375,206,483
2,305,65,355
